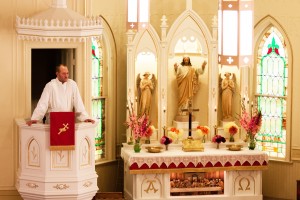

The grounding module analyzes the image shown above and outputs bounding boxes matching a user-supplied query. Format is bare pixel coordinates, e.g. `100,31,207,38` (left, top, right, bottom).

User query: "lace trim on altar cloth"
121,148,268,170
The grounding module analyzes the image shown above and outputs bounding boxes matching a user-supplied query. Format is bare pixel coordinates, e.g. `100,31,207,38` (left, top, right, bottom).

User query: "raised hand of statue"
201,60,207,70
174,63,179,72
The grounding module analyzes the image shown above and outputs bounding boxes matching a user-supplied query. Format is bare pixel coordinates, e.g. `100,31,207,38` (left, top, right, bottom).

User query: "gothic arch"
165,8,216,127
166,9,213,55
254,15,293,161
98,16,117,161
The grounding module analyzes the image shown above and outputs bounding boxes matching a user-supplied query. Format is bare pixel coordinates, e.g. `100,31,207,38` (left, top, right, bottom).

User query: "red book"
50,112,75,150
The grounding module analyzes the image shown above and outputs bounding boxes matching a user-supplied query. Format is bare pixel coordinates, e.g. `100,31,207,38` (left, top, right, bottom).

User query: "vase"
202,135,206,143
229,135,235,142
248,133,256,150
145,137,150,144
165,144,169,150
127,136,134,145
216,143,220,149
134,139,141,153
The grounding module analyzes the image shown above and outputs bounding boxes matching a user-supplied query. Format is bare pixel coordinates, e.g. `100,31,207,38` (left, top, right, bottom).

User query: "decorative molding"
83,181,92,187
51,150,71,169
15,0,103,40
53,184,70,190
26,183,39,189
80,137,91,167
28,138,40,168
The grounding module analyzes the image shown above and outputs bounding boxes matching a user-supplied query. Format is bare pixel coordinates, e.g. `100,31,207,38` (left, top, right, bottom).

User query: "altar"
121,144,268,200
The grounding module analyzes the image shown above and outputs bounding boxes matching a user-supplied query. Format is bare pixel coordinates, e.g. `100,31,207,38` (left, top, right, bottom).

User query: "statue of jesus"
174,56,207,121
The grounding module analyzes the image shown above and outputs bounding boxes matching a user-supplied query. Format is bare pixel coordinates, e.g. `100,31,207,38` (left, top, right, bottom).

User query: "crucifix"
181,99,199,137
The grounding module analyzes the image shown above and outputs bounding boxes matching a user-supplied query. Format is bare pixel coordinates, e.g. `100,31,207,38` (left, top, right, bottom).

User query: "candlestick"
214,125,217,136
126,103,132,117
163,126,166,136
251,101,254,117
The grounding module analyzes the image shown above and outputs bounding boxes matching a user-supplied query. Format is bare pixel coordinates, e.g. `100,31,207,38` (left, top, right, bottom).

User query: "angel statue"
136,72,156,117
219,72,236,121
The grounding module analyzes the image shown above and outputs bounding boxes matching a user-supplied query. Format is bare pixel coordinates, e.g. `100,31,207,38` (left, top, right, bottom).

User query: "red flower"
212,134,226,144
160,136,172,145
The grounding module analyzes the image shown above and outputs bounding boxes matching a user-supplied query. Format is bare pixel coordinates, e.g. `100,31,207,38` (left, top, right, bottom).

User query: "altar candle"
251,101,254,117
188,112,192,137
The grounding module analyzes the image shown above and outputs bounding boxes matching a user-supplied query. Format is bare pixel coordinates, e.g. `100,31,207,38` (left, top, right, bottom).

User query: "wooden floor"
93,192,124,200
93,193,292,200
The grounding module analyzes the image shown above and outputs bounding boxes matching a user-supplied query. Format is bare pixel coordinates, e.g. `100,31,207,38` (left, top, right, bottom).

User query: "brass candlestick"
214,125,217,136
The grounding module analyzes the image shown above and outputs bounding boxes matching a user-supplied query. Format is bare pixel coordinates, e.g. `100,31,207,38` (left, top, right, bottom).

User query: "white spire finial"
186,0,192,10
51,0,67,8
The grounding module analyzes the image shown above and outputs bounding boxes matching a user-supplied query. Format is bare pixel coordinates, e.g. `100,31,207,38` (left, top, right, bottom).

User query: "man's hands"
84,119,95,124
26,119,95,126
26,120,38,126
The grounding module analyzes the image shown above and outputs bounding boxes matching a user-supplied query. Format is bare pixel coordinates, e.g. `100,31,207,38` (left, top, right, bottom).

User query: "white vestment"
31,78,90,122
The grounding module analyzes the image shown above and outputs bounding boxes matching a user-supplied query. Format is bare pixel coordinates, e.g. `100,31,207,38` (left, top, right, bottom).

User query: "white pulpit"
15,119,99,200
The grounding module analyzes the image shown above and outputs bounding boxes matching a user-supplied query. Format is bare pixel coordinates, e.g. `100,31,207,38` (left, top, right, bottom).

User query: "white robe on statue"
31,78,90,122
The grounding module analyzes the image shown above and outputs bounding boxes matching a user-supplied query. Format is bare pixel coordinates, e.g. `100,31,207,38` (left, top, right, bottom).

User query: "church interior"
1,0,300,199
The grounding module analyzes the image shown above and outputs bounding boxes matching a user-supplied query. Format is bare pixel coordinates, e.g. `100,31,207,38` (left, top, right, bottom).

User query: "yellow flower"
224,122,239,136
168,128,183,141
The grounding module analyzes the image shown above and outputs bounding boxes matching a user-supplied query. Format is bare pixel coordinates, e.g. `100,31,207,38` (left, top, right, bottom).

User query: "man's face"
56,66,69,83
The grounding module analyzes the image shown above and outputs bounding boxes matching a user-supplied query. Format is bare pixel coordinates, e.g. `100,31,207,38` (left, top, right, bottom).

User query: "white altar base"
121,143,268,200
15,119,99,200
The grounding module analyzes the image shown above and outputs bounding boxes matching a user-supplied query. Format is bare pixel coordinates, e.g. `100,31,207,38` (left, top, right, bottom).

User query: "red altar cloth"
50,112,75,150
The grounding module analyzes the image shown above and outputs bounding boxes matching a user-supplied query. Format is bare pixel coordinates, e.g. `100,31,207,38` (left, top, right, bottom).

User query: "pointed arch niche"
166,10,217,130
126,8,218,142
126,26,161,142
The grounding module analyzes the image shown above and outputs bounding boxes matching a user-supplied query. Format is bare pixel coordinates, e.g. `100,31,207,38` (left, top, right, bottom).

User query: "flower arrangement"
125,102,154,144
238,98,262,150
195,125,210,142
212,134,226,144
160,136,173,146
168,127,183,143
160,126,173,150
212,134,226,149
224,122,239,142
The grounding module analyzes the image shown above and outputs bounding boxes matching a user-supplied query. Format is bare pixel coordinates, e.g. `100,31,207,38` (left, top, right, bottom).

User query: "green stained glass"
91,37,105,160
256,27,288,159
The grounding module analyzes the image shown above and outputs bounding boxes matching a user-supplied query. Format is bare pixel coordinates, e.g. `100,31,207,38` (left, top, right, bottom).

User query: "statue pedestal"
15,119,99,200
173,120,199,139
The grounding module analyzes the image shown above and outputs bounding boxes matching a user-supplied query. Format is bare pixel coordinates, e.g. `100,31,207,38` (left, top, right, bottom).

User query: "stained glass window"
255,27,288,159
92,37,105,160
